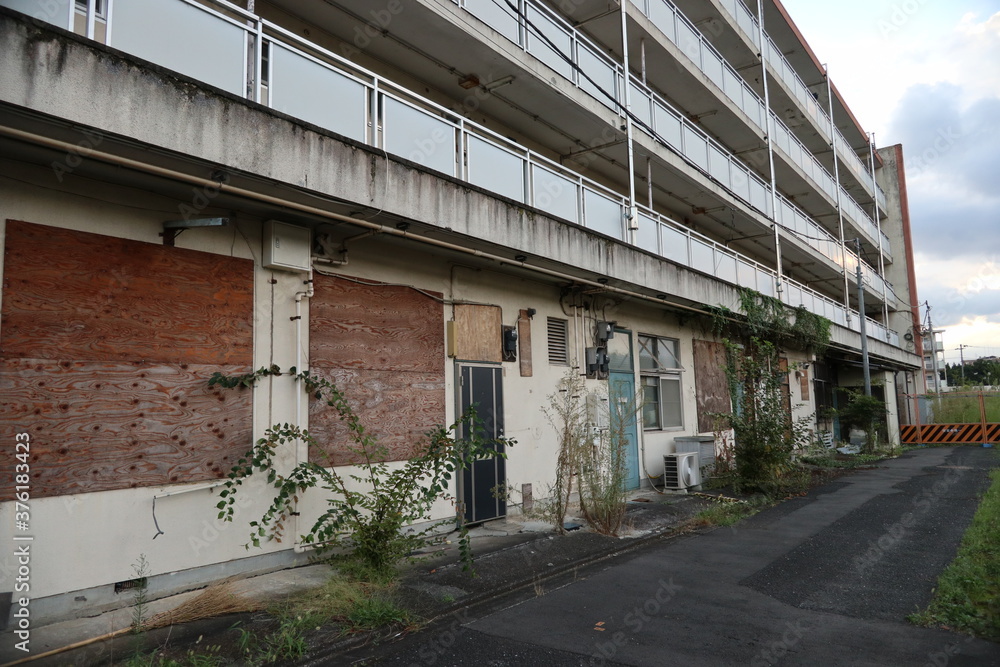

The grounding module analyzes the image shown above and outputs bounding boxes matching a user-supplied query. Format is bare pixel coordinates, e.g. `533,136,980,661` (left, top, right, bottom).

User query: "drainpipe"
756,0,782,298
825,64,851,314
292,271,314,552
869,133,890,328
621,1,638,243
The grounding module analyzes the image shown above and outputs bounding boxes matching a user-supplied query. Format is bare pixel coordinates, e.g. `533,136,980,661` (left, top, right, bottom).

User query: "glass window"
639,335,683,430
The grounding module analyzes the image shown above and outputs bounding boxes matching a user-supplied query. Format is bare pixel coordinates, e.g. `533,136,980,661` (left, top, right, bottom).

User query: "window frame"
639,334,684,431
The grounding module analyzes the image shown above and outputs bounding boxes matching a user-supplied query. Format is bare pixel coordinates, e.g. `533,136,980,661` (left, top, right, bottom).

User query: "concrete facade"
0,0,923,627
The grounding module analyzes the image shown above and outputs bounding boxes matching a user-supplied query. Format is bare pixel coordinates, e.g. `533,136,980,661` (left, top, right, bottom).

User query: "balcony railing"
8,0,898,347
714,0,889,213
631,0,766,129
633,0,890,257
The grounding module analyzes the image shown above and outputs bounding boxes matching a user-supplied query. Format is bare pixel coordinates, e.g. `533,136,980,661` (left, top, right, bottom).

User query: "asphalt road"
344,447,1000,666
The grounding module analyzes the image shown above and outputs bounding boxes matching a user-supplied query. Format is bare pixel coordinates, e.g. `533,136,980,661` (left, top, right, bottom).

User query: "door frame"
455,361,506,525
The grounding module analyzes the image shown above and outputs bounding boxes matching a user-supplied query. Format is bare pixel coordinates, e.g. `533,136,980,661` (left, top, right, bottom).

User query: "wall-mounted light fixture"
160,217,228,246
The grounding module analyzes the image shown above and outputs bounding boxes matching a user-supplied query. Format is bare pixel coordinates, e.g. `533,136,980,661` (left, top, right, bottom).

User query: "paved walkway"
350,446,1000,666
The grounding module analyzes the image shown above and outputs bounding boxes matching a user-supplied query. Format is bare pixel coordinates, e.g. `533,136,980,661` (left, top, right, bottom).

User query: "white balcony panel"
525,5,574,81
732,166,751,203
531,165,580,224
649,1,676,43
675,19,701,64
703,50,725,89
716,254,738,284
578,44,618,106
0,0,71,29
683,126,709,171
464,0,520,44
661,224,688,265
737,260,757,291
709,146,731,187
757,270,774,296
631,84,654,127
583,190,624,240
636,213,659,253
750,179,769,215
111,0,246,97
384,98,457,176
691,239,713,273
654,103,683,150
467,136,525,203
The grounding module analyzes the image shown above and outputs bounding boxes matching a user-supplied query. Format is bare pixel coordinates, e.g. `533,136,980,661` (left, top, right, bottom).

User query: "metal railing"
12,0,898,346
634,0,890,257
715,0,889,212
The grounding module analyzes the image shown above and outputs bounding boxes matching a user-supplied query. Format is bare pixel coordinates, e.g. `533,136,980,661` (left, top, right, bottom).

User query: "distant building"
922,328,947,392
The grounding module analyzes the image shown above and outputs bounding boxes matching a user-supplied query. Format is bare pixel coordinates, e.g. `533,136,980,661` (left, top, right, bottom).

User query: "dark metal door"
459,364,506,524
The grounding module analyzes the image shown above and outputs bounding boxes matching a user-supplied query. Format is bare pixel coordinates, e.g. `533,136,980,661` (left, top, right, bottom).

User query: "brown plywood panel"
693,339,731,433
454,304,502,363
307,368,446,466
518,309,533,377
310,273,444,373
1,220,253,365
0,359,252,500
800,371,810,401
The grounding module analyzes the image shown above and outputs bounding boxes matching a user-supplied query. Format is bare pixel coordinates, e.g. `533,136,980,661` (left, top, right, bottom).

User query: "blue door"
608,328,640,490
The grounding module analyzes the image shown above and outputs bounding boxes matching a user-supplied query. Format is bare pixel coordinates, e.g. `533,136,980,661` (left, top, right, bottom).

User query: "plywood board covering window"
308,273,445,466
0,220,254,500
692,339,731,433
453,304,502,363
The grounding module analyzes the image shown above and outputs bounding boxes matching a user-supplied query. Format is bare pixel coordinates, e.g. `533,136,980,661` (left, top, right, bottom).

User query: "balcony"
3,0,899,347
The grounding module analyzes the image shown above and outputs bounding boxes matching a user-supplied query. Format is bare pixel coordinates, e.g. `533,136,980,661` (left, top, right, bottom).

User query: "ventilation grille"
547,317,569,365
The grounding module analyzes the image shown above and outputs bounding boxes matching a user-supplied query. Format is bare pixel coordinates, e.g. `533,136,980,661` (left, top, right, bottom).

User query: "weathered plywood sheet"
693,339,731,433
1,220,255,499
0,360,252,500
518,309,533,377
310,273,443,372
307,368,446,466
308,273,446,464
1,220,253,365
454,304,502,363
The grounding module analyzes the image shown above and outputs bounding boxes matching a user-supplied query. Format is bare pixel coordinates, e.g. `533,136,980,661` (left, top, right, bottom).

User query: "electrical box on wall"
263,220,311,272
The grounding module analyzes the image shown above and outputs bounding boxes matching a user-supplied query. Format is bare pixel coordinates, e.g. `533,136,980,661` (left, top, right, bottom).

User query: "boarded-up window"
692,339,731,433
453,304,502,363
0,220,254,500
308,273,445,466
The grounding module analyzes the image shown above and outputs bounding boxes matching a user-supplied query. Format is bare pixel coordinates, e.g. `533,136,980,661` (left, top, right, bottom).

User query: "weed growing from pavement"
909,464,1000,641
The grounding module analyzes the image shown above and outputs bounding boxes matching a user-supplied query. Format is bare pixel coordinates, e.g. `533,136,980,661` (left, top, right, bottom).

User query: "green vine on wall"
710,288,831,493
208,367,513,574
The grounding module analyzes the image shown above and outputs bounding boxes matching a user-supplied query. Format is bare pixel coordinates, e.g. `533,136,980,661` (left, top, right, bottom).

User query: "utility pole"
957,344,969,384
856,239,871,396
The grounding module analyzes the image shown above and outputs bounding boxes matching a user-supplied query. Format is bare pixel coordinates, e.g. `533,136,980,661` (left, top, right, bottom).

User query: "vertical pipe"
857,240,871,396
621,1,638,241
640,37,647,85
647,157,653,208
869,134,890,326
826,65,851,313
756,0,782,296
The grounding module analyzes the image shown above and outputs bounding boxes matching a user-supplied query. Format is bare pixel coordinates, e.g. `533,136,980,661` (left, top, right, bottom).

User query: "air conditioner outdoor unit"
663,452,702,491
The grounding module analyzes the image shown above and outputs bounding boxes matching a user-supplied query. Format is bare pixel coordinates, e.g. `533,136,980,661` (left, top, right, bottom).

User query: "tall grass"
926,391,1000,424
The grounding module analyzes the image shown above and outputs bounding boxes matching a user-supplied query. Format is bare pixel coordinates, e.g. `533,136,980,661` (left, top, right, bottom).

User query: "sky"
780,0,1000,365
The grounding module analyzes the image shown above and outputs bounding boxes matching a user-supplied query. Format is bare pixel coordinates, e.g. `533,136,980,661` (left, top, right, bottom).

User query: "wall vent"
547,317,569,365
